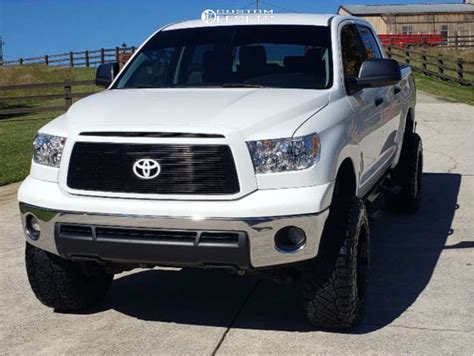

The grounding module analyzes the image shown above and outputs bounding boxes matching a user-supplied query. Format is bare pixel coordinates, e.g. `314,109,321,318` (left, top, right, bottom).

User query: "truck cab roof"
164,13,336,31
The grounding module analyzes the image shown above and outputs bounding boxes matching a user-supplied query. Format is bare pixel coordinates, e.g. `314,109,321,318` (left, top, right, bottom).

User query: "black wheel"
302,197,369,329
386,132,423,214
25,243,113,311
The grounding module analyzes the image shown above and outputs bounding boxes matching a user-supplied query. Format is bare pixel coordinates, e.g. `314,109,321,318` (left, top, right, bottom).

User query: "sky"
0,0,464,60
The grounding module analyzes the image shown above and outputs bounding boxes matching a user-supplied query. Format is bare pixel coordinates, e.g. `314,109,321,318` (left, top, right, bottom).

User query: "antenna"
0,35,4,64
256,0,259,11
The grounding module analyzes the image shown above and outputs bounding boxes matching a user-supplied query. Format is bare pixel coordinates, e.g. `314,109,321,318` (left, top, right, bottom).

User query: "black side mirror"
95,63,120,88
347,58,401,91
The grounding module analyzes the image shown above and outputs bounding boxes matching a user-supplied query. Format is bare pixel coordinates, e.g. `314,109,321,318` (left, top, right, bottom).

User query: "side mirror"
347,59,401,91
95,63,120,88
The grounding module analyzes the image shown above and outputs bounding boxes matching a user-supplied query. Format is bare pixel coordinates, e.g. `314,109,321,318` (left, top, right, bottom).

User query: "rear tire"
25,243,113,311
385,132,423,213
302,197,369,329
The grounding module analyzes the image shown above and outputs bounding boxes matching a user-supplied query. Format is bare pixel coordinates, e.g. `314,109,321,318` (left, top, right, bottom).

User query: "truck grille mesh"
67,142,240,195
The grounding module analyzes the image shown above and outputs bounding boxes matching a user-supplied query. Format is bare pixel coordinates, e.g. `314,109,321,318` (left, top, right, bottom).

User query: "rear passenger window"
341,25,365,78
357,26,382,60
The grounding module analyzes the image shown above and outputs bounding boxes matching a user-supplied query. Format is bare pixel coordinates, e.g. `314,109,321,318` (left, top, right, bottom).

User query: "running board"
364,173,400,220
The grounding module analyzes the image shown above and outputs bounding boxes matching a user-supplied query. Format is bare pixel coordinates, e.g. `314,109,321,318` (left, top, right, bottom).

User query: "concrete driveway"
1,92,473,354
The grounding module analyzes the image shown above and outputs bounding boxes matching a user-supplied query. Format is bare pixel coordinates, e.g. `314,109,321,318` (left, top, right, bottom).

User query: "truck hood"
64,88,329,139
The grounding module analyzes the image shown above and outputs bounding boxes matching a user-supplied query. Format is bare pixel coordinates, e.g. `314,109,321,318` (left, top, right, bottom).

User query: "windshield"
113,25,333,90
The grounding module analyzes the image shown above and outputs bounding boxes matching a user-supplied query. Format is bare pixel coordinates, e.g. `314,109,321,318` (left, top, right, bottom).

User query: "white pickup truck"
19,14,420,329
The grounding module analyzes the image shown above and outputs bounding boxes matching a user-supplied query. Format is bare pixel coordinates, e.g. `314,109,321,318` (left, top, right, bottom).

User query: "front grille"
58,224,243,248
67,142,240,195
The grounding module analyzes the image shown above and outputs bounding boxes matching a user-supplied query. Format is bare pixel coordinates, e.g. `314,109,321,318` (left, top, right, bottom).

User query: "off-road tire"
385,132,423,214
302,197,369,329
25,243,113,311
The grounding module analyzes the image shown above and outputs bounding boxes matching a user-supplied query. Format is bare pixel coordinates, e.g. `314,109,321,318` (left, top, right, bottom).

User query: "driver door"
341,24,384,192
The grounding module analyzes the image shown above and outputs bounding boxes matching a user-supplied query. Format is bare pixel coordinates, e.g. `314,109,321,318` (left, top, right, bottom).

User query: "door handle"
394,86,401,95
375,97,384,107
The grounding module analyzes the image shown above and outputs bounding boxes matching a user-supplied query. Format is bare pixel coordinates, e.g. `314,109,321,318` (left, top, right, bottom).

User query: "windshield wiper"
126,83,267,89
132,84,170,88
220,83,267,88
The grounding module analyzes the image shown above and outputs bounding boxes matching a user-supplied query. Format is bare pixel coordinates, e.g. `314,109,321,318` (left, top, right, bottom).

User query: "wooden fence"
0,80,98,116
386,45,474,86
1,47,136,67
433,34,474,49
380,34,474,49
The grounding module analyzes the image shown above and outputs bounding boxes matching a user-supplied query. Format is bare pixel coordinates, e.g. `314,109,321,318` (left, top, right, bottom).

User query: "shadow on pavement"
89,172,461,333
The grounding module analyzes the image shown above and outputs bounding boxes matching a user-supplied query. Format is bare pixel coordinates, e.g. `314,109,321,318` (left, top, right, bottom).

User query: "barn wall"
383,13,474,35
337,8,474,36
355,13,474,35
360,16,388,34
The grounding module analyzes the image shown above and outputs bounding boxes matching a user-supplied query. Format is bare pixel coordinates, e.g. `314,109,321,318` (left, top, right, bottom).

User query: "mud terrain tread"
25,243,113,311
303,197,368,329
386,132,423,213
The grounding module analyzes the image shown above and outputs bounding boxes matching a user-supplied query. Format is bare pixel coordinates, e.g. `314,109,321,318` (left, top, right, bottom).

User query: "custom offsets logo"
201,9,274,25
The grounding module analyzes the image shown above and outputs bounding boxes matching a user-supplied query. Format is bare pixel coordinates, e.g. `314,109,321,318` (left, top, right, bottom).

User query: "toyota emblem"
133,159,161,179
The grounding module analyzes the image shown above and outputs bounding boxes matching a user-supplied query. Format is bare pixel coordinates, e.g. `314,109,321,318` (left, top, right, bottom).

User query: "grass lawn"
414,72,474,105
0,115,57,186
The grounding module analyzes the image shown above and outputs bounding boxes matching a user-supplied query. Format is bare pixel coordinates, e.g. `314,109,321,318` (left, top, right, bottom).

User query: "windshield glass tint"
113,25,332,90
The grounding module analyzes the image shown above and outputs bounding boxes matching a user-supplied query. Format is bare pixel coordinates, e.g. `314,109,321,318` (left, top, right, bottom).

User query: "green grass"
0,115,56,186
414,72,474,105
0,65,95,86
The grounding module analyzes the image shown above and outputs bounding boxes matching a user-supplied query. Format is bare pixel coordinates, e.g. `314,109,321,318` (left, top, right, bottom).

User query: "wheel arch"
333,158,357,199
391,106,416,169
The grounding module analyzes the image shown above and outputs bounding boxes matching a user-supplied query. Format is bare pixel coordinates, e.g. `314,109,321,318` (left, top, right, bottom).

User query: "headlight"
32,133,66,168
247,133,320,174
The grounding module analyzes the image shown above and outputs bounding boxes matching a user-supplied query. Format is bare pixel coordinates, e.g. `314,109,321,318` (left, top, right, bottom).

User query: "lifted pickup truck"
19,14,421,329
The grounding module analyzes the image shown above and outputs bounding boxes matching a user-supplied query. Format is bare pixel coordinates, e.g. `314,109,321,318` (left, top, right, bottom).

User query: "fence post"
405,49,410,65
455,33,459,50
422,53,427,74
456,58,464,83
64,82,72,109
69,51,74,67
44,55,49,65
85,50,90,67
115,46,120,62
100,48,105,64
437,57,444,77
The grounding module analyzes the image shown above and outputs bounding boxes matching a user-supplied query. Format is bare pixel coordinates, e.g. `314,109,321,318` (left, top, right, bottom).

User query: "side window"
341,25,365,78
357,26,382,60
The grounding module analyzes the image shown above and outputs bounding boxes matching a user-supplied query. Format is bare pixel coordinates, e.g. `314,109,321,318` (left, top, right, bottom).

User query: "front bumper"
18,178,332,268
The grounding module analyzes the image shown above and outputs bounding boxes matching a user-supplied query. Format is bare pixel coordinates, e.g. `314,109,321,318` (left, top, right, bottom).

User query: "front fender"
294,96,361,195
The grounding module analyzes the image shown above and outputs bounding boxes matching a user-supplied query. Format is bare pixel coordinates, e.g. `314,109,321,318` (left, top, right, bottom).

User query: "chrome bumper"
19,203,329,268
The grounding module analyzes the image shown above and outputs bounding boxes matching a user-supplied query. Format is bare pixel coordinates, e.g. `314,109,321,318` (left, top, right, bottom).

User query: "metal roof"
339,3,474,15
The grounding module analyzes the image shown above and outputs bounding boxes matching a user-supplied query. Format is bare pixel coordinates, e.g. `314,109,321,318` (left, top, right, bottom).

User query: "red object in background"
379,34,446,47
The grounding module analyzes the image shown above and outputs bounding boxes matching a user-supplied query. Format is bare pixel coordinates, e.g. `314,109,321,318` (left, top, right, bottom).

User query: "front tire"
385,132,423,213
302,197,369,329
25,243,113,311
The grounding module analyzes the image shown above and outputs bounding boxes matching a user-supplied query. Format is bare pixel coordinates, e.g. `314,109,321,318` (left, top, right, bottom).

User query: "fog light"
26,214,41,240
274,226,306,253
